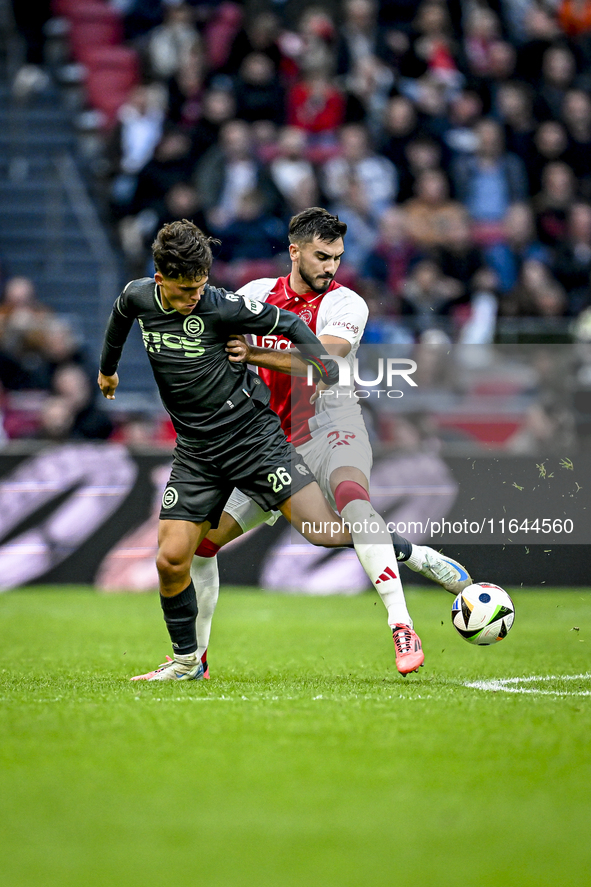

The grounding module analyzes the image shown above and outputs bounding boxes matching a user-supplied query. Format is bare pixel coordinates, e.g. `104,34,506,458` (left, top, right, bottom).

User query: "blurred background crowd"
2,0,591,452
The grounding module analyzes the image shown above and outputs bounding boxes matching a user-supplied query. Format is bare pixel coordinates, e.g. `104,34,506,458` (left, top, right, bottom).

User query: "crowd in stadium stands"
5,0,591,446
74,0,591,346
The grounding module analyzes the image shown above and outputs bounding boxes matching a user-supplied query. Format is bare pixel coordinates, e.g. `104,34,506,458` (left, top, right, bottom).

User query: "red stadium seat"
85,68,137,124
79,44,140,82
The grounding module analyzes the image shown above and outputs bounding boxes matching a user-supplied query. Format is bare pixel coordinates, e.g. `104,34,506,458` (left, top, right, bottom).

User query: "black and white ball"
452,583,515,645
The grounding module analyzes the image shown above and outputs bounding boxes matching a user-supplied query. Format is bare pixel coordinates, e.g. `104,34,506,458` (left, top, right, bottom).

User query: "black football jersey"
99,278,337,438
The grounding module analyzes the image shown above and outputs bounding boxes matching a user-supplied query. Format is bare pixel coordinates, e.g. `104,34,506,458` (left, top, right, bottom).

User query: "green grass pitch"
1,586,590,887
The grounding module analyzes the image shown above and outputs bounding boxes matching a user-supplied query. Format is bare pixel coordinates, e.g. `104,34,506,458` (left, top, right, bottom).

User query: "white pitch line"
464,674,591,696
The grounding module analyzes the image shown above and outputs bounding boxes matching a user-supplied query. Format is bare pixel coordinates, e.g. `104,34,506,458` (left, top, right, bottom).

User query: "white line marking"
464,674,591,696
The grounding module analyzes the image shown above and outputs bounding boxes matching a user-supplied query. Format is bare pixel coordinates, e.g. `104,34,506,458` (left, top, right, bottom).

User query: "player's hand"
310,380,329,404
226,334,250,363
98,371,119,399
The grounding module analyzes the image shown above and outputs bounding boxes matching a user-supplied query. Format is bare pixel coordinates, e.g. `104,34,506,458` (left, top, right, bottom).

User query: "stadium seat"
84,68,137,124
79,45,139,81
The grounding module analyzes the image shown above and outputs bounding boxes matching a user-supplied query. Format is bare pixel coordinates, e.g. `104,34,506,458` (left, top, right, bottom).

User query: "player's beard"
298,261,333,294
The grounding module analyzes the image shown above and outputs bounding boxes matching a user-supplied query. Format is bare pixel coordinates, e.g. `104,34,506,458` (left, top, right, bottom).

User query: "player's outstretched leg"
282,479,423,675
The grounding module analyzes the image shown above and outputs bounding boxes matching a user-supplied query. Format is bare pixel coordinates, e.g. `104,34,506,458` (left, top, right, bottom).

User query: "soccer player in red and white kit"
191,208,472,675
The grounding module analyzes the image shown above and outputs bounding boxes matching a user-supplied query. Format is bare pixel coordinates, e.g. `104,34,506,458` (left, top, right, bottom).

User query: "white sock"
190,554,220,660
341,499,412,627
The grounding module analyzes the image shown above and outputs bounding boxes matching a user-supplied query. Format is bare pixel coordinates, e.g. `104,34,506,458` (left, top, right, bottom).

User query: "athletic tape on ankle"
334,481,370,513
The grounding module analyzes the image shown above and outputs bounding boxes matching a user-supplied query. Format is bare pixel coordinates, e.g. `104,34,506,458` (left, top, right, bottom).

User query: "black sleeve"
221,293,341,384
99,287,137,375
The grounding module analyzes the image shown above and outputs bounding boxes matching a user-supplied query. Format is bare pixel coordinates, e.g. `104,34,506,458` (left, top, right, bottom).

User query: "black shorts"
159,404,315,527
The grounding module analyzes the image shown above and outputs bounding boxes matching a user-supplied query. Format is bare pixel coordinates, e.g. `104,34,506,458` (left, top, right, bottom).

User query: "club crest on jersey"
162,487,179,509
299,308,313,325
183,315,204,337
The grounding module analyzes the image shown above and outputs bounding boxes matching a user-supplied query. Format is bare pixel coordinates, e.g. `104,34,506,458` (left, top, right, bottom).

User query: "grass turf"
1,586,590,887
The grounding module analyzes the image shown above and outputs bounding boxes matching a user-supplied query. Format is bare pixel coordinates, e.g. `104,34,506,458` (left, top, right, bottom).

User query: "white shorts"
224,417,372,531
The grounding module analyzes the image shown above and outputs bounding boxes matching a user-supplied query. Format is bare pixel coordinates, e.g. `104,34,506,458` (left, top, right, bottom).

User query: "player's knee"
156,549,189,580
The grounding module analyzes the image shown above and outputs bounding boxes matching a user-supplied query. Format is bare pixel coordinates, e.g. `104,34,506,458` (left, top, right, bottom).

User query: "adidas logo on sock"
375,565,398,584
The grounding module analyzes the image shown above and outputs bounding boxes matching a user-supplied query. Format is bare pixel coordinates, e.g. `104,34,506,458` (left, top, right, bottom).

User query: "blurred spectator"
361,207,416,312
215,190,286,262
500,259,567,317
0,277,55,390
485,202,551,292
195,119,284,228
336,0,381,77
51,364,113,441
463,6,502,79
496,81,536,168
533,161,577,247
321,123,398,215
188,86,236,165
286,63,346,138
434,212,488,301
107,84,167,216
345,55,395,133
515,6,562,84
268,127,316,211
528,120,569,195
399,258,460,333
144,3,199,81
166,48,207,131
554,202,591,311
378,94,420,169
36,396,77,442
442,89,482,160
222,11,284,76
533,44,577,121
328,177,378,272
131,128,195,217
395,134,443,204
402,168,465,249
451,118,528,238
562,89,591,190
234,52,285,124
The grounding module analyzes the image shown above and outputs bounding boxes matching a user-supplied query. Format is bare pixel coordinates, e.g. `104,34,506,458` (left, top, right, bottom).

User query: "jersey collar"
154,282,176,314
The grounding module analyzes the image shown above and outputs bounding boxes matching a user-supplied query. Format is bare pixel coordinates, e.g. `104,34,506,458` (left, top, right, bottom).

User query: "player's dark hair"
152,219,218,279
288,207,347,245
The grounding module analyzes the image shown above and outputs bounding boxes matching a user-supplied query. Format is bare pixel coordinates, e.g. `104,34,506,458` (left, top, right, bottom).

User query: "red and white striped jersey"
237,275,369,445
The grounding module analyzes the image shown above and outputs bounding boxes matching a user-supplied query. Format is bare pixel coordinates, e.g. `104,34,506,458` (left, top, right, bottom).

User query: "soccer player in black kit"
98,219,354,681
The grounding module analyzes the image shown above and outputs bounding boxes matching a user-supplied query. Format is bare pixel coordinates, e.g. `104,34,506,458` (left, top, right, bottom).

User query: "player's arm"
223,296,340,384
226,333,351,376
97,290,136,399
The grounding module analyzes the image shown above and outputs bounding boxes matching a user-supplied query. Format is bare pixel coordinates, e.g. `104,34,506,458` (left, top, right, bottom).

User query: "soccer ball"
451,583,515,645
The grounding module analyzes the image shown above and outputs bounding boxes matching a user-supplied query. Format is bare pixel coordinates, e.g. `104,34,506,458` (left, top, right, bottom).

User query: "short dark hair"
288,207,347,245
152,220,216,279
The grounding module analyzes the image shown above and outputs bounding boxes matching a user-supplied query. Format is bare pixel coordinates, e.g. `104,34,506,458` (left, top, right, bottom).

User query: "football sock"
390,531,412,561
160,580,198,655
190,553,220,661
338,494,412,628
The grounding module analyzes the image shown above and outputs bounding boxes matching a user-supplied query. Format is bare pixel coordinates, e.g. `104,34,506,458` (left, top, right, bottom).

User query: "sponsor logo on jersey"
138,318,205,358
242,295,264,315
162,487,179,509
331,320,359,334
253,334,292,350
